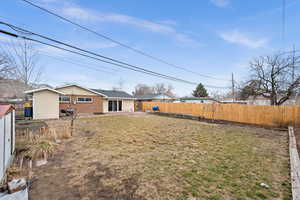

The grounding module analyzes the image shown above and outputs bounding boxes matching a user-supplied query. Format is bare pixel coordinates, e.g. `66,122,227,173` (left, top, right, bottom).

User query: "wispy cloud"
56,4,201,46
218,30,268,49
157,20,178,26
210,0,230,8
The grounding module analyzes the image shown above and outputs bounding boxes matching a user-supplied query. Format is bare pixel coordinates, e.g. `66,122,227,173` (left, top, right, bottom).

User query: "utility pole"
282,0,286,51
232,73,235,102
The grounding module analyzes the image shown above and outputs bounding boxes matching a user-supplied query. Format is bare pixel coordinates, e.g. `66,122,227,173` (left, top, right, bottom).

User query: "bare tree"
247,53,300,105
1,39,43,87
134,84,154,95
153,83,166,94
0,51,15,79
133,83,176,97
153,83,176,97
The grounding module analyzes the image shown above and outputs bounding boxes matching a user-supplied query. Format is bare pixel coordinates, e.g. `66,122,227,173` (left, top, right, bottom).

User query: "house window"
77,97,92,103
59,96,70,102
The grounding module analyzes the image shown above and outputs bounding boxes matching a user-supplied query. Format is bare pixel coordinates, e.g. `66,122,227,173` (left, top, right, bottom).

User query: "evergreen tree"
193,83,208,97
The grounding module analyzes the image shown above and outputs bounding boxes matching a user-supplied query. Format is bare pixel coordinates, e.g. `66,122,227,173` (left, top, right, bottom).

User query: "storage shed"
25,88,65,120
0,105,15,182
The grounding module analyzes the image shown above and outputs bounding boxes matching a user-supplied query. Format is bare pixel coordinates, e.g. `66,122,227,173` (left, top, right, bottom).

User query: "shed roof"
92,89,134,99
24,88,65,95
0,104,14,117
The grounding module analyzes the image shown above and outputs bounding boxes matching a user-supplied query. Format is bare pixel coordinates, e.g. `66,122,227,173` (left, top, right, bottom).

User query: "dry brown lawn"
29,114,291,200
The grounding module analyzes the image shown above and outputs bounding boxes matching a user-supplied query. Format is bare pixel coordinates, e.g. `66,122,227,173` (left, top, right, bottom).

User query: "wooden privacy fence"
142,102,300,126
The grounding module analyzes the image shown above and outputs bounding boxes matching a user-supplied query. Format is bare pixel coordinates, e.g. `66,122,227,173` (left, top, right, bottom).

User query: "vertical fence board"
142,102,300,126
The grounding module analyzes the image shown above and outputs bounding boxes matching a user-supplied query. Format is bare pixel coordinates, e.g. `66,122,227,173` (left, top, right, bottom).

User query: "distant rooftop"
180,97,218,101
134,93,174,99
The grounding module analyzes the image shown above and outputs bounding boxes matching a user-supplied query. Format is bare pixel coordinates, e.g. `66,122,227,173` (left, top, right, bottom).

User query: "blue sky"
1,0,300,96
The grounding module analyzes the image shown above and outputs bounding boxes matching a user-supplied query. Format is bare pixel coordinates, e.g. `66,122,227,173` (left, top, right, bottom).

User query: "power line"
0,22,230,89
38,49,120,72
0,22,196,85
20,0,229,82
38,52,115,74
0,28,198,86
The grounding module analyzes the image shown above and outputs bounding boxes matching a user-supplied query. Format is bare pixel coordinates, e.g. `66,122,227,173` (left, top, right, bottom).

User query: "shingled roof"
91,89,134,99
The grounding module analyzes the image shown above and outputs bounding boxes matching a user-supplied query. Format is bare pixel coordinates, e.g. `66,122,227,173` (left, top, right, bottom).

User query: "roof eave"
56,84,108,97
24,88,65,95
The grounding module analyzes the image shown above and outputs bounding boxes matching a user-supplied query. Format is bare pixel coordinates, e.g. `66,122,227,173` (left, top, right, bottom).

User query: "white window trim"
76,97,93,103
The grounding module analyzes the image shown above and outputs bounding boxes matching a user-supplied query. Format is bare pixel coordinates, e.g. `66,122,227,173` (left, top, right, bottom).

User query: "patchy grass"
29,114,291,200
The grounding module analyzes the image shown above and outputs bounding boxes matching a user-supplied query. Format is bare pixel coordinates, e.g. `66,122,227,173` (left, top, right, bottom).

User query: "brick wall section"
59,95,103,114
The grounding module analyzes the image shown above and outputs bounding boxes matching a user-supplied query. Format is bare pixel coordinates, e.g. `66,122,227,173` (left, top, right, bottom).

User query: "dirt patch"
82,162,144,200
27,114,291,200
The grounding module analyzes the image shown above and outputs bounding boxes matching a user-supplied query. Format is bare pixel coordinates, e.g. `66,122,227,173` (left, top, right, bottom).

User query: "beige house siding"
122,100,134,112
33,90,59,120
103,100,108,113
56,86,97,96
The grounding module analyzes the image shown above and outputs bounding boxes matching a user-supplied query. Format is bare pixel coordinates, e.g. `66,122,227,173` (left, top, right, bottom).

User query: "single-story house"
246,95,298,106
179,97,220,104
0,105,15,182
25,84,135,120
134,93,175,111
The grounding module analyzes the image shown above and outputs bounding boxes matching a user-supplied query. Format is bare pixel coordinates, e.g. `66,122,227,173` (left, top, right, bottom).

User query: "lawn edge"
288,126,300,200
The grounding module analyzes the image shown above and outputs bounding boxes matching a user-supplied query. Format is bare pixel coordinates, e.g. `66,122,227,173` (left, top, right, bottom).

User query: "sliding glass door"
108,100,122,112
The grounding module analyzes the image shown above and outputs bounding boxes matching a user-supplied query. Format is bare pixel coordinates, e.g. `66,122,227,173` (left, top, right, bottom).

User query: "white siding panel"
12,110,15,153
122,100,134,112
4,113,11,168
0,117,4,181
103,100,108,113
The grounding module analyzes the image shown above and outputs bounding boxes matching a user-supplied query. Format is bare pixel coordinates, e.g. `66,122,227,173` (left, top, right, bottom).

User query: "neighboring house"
246,95,297,106
179,97,219,104
25,84,135,120
134,93,175,111
219,99,247,104
0,105,15,182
